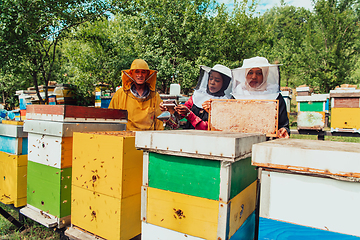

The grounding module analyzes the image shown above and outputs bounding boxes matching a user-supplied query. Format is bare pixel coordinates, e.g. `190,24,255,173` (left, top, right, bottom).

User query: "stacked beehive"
68,131,143,240
136,130,265,240
252,139,360,239
20,105,127,228
0,121,28,207
296,94,329,130
330,88,360,133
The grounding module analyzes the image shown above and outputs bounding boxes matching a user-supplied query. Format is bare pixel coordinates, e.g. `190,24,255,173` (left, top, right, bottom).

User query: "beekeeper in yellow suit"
108,59,164,131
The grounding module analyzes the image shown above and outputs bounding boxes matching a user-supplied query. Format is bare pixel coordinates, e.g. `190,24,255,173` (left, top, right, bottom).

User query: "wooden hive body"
22,118,127,228
0,121,28,207
252,139,360,239
0,121,27,155
71,132,143,240
136,130,265,240
0,152,27,207
330,89,360,133
296,94,329,130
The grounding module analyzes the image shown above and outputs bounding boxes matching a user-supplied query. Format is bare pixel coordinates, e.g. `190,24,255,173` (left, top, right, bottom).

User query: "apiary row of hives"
295,86,360,132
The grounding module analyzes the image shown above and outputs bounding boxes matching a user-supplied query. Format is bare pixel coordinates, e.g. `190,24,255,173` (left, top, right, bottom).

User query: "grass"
290,134,360,143
0,203,60,240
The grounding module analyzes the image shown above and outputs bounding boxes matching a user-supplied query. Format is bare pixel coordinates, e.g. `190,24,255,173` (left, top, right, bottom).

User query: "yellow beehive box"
0,151,27,207
71,131,143,240
143,181,257,240
331,108,360,131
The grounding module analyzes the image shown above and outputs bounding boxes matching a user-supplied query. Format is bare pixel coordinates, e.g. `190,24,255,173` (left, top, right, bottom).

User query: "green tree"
301,0,360,92
261,3,311,88
0,0,127,104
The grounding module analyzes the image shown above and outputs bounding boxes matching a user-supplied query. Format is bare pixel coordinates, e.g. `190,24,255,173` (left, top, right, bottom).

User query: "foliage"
0,0,126,104
301,0,360,93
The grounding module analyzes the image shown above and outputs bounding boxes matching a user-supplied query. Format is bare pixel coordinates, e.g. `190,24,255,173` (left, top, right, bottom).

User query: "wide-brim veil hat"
122,59,158,91
232,56,282,100
192,64,233,108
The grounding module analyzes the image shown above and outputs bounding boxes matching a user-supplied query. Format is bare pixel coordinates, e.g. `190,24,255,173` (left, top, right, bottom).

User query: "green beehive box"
22,161,72,227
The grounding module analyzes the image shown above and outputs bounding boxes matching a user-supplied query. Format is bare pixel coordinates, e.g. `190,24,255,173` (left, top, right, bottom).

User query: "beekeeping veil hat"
232,56,281,100
192,64,232,108
121,59,157,92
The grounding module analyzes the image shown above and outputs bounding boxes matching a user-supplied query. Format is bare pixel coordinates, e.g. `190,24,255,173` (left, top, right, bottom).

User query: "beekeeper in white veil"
232,56,290,138
160,64,232,130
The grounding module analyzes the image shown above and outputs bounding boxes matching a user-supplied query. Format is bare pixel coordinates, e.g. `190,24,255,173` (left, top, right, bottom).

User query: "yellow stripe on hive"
146,187,219,240
228,180,257,238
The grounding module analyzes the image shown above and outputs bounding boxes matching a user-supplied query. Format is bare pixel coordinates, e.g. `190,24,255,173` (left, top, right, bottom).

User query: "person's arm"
277,94,290,138
176,97,208,130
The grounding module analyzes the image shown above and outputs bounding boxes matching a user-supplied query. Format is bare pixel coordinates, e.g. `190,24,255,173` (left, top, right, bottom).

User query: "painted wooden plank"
259,217,360,240
331,108,360,130
26,105,127,122
136,131,265,162
27,161,72,218
228,181,257,239
230,157,257,199
297,111,325,130
141,222,205,240
298,102,324,112
20,204,71,228
0,136,27,155
0,123,27,138
260,170,360,237
333,97,360,108
229,211,256,240
209,99,278,137
72,132,142,199
146,187,219,240
24,120,126,137
71,185,141,240
0,152,27,207
65,226,106,240
28,133,72,168
148,152,221,200
252,139,360,177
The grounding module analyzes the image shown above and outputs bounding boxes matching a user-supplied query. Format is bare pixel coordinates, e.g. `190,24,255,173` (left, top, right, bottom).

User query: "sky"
218,0,314,14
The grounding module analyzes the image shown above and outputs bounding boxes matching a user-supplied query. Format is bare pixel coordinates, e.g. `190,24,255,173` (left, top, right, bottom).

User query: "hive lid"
24,120,126,137
26,105,127,123
252,139,360,177
0,122,27,138
330,89,360,98
135,130,266,161
296,94,329,102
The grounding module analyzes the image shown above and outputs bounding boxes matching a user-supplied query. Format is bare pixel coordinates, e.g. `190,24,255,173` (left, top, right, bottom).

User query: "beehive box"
0,121,27,155
69,131,143,240
0,151,27,207
280,90,292,114
252,139,360,239
296,94,329,112
23,161,72,227
136,130,265,240
26,105,127,123
330,89,360,133
297,111,325,130
0,121,28,207
209,99,278,137
296,86,311,96
21,119,127,228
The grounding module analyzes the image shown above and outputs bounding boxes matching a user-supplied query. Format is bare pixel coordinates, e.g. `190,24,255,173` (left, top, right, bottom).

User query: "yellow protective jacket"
108,59,164,131
108,88,164,131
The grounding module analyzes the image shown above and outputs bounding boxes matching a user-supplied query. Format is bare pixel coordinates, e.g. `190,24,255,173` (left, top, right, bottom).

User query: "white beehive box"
252,139,360,238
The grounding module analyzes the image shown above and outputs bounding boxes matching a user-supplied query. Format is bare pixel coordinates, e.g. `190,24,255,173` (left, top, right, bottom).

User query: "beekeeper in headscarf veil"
161,64,232,130
232,56,290,138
